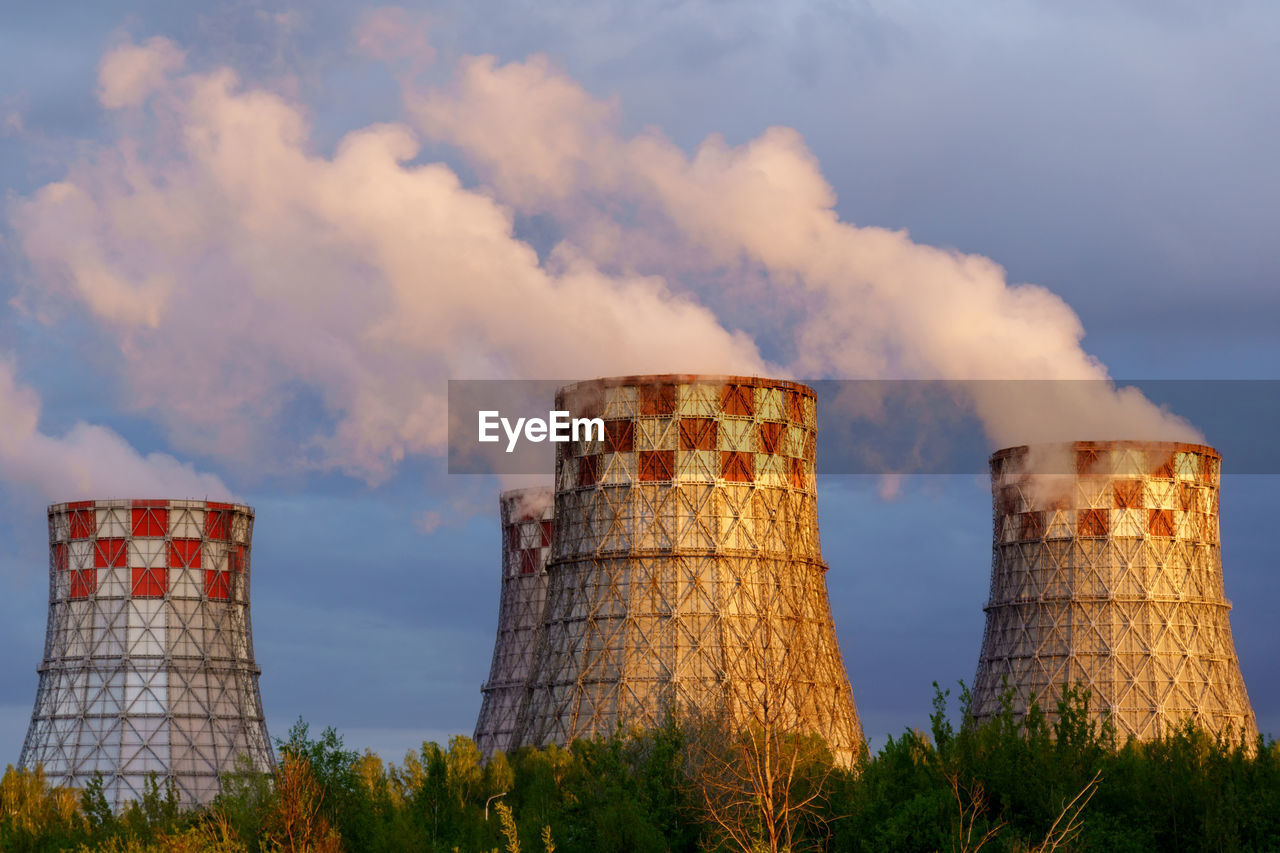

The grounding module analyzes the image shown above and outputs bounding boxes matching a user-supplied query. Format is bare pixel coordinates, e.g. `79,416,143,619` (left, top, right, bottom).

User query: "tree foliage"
3,690,1278,851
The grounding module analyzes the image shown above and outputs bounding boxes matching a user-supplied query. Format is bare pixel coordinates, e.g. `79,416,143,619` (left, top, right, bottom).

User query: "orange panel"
786,390,804,422
578,455,600,488
678,418,717,451
639,383,676,416
788,457,806,489
604,419,634,453
1077,509,1108,537
720,451,752,483
131,567,167,598
1019,511,1045,540
540,520,553,547
758,421,783,455
1148,509,1174,537
997,486,1020,517
720,384,753,417
639,450,674,482
1075,448,1102,474
1113,480,1143,509
54,543,67,572
520,550,537,575
94,538,127,569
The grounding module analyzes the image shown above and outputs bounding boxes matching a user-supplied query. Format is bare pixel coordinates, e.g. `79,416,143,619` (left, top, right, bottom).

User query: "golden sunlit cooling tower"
972,442,1256,741
473,487,555,758
19,500,273,807
513,375,863,764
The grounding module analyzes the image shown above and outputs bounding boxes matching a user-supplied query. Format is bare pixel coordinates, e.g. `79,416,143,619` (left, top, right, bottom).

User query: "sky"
0,1,1277,762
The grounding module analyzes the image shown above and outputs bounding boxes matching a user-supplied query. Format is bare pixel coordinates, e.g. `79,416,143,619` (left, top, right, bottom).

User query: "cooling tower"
473,487,555,758
972,442,1257,742
513,375,863,764
19,499,273,808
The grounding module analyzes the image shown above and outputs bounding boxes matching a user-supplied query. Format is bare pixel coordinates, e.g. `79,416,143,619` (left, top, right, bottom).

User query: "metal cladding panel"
972,442,1257,743
473,487,556,758
514,375,862,766
19,499,273,809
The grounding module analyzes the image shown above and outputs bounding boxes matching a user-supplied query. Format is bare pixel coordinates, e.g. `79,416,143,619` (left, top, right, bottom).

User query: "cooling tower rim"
990,440,1219,464
556,374,816,398
47,498,254,515
499,485,554,501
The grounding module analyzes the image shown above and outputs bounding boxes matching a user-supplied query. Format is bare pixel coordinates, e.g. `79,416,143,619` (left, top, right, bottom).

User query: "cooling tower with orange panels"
19,499,273,808
513,375,863,765
972,442,1257,742
473,487,555,758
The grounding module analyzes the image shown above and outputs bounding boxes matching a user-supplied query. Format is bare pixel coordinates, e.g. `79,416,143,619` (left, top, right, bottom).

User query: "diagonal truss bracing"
473,488,555,758
512,376,863,766
972,442,1257,743
20,499,274,809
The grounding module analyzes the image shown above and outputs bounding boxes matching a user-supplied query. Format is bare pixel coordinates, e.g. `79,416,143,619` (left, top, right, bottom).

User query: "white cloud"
11,32,1198,496
0,359,230,502
98,36,186,109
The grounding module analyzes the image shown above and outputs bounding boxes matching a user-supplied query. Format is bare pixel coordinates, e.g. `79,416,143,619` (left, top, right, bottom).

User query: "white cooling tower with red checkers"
972,442,1257,742
513,375,863,766
19,499,273,808
473,487,555,758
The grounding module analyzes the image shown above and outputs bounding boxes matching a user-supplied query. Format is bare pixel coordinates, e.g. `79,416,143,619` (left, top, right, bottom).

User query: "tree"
680,569,846,853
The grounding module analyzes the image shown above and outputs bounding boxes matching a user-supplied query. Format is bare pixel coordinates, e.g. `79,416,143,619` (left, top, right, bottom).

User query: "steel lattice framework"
972,442,1257,742
473,487,555,758
20,499,274,808
513,375,863,765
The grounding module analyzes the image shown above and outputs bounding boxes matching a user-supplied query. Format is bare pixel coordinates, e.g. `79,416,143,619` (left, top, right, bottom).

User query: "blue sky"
0,1,1276,761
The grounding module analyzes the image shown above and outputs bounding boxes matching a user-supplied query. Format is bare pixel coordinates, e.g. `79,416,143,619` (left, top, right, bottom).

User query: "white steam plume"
11,37,767,485
10,29,1197,498
414,53,1199,450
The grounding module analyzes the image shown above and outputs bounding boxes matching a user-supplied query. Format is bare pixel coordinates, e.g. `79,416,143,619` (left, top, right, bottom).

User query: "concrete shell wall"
514,375,863,765
473,487,555,757
972,442,1257,742
20,499,273,808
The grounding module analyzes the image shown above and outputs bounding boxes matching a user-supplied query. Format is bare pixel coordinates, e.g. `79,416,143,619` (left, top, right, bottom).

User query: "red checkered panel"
205,502,234,540
721,384,753,417
205,569,230,601
679,418,717,451
45,499,254,603
604,420,633,453
994,445,1222,545
560,379,819,492
69,502,96,539
70,569,96,599
168,539,202,569
639,451,674,482
95,539,127,568
131,501,168,537
504,516,554,577
720,451,752,483
640,383,676,416
131,567,166,598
